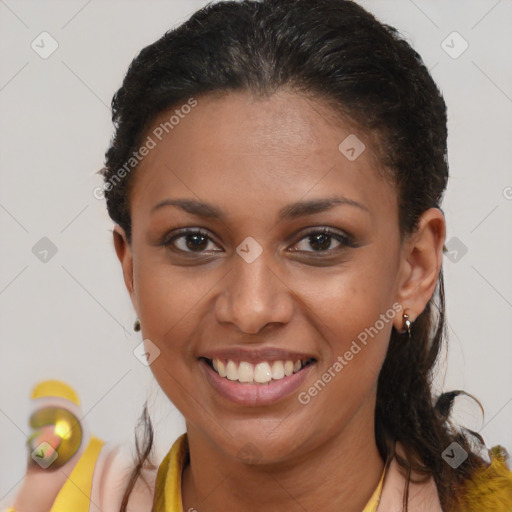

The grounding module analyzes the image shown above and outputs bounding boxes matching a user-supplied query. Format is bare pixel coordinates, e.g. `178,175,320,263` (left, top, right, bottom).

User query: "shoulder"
90,441,157,512
377,442,442,512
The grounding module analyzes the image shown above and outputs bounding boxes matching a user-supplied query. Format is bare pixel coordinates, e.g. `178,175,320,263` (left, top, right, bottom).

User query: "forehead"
130,90,396,225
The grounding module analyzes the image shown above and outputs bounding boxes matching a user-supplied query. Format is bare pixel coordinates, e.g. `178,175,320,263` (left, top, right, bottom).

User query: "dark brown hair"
100,1,494,509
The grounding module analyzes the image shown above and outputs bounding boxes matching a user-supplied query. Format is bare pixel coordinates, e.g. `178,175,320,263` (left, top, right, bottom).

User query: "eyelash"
161,227,355,256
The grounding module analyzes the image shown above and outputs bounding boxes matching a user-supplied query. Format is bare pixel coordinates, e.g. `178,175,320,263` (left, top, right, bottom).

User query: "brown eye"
291,228,353,253
164,229,222,253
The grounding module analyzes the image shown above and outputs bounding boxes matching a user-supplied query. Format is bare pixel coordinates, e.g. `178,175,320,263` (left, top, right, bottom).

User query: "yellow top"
154,433,386,511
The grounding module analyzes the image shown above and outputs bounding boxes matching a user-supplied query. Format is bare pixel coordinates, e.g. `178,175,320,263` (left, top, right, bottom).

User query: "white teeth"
217,360,227,377
209,358,312,383
254,362,272,383
226,360,238,381
271,361,285,379
238,362,253,383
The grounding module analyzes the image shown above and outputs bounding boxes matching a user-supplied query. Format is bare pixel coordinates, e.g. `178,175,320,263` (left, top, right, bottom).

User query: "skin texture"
113,90,446,512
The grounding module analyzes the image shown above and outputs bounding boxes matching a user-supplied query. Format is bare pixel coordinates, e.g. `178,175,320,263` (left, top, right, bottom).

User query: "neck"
181,402,384,512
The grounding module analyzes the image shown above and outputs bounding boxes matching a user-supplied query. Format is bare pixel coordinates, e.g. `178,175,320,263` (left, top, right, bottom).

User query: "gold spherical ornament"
27,407,82,470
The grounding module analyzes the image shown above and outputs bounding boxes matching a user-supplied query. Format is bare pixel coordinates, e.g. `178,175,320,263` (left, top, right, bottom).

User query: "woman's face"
114,90,437,463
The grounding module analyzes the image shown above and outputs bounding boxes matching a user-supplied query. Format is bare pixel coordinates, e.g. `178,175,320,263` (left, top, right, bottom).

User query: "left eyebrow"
278,196,370,219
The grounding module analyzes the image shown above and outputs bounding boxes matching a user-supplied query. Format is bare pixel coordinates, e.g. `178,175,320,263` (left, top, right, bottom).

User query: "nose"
214,251,294,334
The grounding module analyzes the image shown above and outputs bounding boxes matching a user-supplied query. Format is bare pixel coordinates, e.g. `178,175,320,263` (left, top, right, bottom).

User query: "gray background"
1,0,511,505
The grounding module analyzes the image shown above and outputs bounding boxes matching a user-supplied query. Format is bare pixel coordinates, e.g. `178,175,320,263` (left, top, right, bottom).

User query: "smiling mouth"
200,357,316,384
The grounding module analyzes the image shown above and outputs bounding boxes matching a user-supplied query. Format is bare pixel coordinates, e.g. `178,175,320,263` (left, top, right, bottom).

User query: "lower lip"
199,359,316,407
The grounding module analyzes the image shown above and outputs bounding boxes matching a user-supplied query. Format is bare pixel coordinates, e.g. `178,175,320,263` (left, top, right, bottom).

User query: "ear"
113,225,136,307
393,207,446,332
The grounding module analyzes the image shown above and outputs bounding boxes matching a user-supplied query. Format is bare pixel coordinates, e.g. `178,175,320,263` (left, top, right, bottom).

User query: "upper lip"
200,347,317,364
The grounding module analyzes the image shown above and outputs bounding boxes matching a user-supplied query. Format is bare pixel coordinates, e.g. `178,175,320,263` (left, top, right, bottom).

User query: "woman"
7,0,512,511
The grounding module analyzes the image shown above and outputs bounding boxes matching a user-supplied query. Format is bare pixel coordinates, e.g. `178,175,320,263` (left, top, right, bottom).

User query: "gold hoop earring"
134,319,141,332
402,314,412,341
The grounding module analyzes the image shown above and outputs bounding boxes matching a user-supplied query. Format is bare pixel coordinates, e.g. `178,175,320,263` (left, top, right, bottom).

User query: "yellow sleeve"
459,445,512,512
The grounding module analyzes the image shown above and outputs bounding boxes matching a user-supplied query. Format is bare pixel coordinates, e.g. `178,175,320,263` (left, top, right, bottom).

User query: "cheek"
288,264,395,388
133,260,203,408
297,275,394,426
290,261,395,334
133,251,216,341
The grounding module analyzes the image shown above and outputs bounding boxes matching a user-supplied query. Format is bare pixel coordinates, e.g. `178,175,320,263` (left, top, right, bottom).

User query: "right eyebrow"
150,199,224,219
